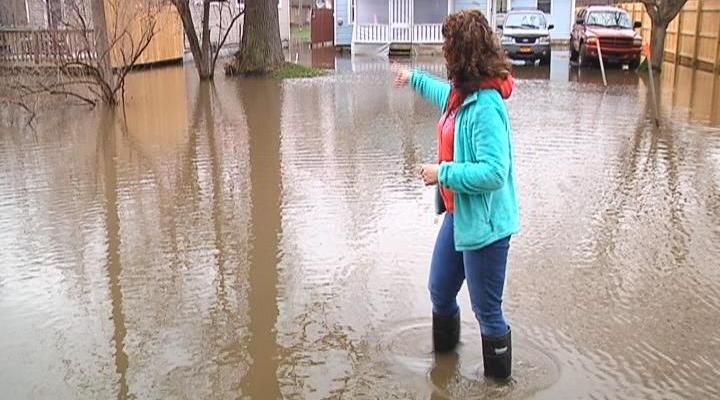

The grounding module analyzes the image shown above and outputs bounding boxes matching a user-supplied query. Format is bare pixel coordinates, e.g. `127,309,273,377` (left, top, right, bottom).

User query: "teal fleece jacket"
411,70,520,250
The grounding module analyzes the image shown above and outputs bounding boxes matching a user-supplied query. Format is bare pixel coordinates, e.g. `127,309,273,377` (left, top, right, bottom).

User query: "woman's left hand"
420,164,439,186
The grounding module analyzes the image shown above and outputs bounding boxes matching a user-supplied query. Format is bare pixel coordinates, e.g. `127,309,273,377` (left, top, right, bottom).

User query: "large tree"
232,0,284,74
640,0,689,70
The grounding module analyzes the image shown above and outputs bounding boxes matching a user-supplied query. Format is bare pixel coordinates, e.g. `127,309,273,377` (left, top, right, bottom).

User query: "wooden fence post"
715,7,720,73
710,1,720,114
692,0,703,68
675,5,683,64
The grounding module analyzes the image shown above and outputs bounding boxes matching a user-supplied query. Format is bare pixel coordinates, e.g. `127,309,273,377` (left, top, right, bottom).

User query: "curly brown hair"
442,10,511,93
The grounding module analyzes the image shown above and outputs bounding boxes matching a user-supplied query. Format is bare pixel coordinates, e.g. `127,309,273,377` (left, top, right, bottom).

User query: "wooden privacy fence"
0,29,96,66
618,0,720,73
311,8,334,47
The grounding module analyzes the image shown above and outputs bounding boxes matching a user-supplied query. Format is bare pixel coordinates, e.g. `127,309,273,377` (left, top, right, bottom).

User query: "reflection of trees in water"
571,89,702,359
263,78,377,396
587,94,689,283
646,121,688,269
193,82,250,394
237,79,283,398
281,78,410,395
99,111,130,400
101,76,256,396
1,113,129,398
204,83,233,322
531,85,720,399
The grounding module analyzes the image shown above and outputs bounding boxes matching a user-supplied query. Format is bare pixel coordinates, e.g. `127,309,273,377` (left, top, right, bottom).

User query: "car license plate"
520,47,533,53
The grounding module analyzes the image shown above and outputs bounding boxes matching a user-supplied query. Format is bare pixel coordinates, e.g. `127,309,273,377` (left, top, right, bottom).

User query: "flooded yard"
1,52,720,399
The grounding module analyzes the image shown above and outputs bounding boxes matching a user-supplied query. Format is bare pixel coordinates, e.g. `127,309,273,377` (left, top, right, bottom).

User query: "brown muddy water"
1,52,720,400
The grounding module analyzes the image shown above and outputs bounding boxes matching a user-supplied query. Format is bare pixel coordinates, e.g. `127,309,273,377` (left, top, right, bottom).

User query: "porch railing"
354,24,390,43
351,60,446,75
0,29,96,67
353,23,443,44
413,24,442,43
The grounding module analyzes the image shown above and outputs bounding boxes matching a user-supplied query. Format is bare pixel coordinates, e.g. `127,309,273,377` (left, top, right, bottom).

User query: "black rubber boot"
481,328,512,380
432,312,460,353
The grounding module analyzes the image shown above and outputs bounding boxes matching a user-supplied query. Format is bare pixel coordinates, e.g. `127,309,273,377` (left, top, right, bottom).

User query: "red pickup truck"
570,6,643,68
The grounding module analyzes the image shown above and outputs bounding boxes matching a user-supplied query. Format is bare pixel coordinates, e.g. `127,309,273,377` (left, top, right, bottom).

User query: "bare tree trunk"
650,21,668,71
235,0,284,74
90,0,117,105
640,0,689,72
200,0,213,78
173,0,212,79
174,0,242,80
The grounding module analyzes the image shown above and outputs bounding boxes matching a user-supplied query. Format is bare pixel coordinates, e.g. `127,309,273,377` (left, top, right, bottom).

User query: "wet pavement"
1,51,720,399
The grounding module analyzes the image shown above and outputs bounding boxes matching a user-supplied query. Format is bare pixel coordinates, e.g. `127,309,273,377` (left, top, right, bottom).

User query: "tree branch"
213,9,244,71
640,0,660,21
45,89,97,106
662,0,688,23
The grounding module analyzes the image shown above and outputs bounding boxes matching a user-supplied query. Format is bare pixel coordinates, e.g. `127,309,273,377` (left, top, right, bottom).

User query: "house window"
0,0,29,27
47,0,64,28
357,0,387,24
415,0,447,24
538,0,551,14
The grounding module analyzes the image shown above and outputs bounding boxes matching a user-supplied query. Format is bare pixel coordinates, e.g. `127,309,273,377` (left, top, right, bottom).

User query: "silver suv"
500,9,554,65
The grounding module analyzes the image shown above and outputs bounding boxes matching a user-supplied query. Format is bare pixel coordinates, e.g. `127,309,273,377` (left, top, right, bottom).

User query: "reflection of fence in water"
350,59,445,75
661,62,720,123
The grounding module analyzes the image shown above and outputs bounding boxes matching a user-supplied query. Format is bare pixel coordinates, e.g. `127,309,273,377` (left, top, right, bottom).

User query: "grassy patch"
224,60,326,79
271,63,326,79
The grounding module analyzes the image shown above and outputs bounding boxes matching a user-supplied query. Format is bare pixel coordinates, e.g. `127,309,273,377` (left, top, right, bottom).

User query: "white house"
334,0,575,49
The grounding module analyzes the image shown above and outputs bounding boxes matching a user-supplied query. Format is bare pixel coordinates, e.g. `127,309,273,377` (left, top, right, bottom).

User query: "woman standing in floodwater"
393,10,519,380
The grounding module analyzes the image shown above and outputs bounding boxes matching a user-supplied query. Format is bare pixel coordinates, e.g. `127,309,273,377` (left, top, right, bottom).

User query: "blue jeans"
429,213,511,337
